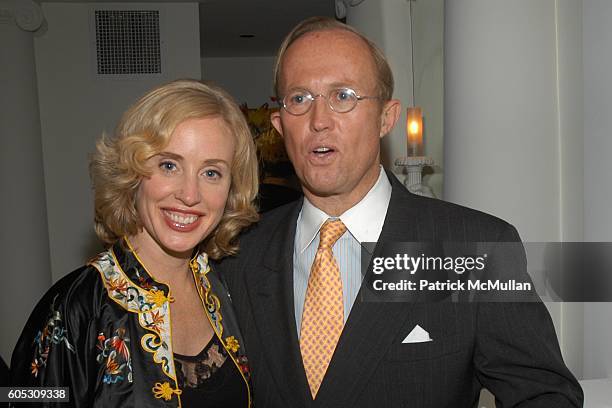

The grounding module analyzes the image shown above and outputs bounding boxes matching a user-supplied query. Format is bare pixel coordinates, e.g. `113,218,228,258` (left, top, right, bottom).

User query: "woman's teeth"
164,211,199,225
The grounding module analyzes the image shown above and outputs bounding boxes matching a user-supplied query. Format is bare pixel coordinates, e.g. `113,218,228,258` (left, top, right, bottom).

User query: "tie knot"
318,219,347,249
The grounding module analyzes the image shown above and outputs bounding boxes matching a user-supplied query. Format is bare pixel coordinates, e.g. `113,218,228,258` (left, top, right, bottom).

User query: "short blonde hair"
90,79,259,259
273,16,394,101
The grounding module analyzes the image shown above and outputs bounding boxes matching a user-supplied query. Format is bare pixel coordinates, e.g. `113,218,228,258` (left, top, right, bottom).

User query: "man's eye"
291,94,307,104
336,89,353,101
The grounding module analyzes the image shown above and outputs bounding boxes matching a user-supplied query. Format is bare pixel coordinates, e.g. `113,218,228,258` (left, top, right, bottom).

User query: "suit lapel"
244,201,313,408
314,174,425,407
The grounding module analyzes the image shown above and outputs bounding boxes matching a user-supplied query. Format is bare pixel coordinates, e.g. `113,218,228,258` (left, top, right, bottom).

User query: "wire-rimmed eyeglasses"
280,87,380,116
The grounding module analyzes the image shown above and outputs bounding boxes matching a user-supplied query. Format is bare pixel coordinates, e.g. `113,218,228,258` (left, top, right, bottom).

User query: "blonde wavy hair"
90,79,259,259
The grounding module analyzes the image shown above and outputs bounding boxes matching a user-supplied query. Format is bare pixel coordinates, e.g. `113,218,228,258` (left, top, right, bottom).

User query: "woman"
10,79,259,407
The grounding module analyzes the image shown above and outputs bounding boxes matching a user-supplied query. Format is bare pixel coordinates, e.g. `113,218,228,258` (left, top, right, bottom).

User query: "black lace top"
174,334,248,407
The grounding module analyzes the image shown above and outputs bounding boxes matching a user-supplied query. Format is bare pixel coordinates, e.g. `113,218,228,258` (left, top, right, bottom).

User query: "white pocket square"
402,324,433,343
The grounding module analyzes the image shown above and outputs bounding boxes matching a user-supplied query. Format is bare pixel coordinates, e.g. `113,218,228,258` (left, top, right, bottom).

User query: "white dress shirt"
293,167,392,335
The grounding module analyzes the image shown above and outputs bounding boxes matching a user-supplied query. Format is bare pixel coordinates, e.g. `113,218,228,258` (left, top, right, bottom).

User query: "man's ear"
379,99,401,138
270,110,284,138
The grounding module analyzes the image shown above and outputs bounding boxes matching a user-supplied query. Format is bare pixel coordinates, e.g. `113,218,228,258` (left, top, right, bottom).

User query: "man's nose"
309,95,334,132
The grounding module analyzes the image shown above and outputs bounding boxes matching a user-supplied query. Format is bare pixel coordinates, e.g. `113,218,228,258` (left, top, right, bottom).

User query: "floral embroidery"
146,289,173,307
225,336,240,353
137,274,154,290
96,328,133,384
107,277,128,293
92,252,156,313
30,294,75,378
191,254,224,335
237,355,251,380
152,381,181,401
140,307,174,379
92,250,179,385
145,310,165,333
92,245,251,404
191,253,252,383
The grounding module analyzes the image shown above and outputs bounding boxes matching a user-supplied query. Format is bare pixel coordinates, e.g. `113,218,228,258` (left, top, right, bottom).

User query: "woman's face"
133,116,235,258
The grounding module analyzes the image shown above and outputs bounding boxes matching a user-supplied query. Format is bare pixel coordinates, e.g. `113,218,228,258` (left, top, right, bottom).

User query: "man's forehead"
287,28,370,56
279,29,377,88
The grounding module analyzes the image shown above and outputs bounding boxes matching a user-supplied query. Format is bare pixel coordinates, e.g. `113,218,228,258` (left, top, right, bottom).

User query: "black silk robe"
10,239,251,407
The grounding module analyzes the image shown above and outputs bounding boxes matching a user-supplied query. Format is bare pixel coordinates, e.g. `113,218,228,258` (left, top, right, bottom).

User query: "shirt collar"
296,166,392,253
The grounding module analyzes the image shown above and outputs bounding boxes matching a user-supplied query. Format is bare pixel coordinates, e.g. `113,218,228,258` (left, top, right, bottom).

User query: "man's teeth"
164,211,199,225
314,147,332,153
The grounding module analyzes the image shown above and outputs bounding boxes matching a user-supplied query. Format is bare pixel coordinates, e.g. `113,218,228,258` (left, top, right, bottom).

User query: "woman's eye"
204,169,221,179
159,161,177,172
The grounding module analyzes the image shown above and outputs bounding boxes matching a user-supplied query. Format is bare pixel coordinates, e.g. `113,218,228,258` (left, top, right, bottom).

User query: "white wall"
202,56,275,107
0,0,52,364
35,2,201,283
346,0,412,176
555,0,585,379
410,0,445,198
582,0,612,380
444,4,579,404
347,0,445,198
445,0,612,389
445,0,560,241
349,0,412,174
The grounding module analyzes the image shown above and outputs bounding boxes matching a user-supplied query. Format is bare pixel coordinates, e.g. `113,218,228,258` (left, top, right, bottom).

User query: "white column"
583,0,612,380
444,0,586,381
0,0,51,363
444,0,561,240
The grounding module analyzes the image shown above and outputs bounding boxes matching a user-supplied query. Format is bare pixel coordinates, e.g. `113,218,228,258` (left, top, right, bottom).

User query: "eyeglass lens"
283,88,358,115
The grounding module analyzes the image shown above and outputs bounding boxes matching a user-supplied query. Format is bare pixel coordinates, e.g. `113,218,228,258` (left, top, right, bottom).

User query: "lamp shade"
406,106,423,157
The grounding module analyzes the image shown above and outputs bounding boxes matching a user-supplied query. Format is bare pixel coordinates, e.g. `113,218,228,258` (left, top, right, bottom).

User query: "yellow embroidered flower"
146,289,169,307
152,382,181,401
225,336,240,353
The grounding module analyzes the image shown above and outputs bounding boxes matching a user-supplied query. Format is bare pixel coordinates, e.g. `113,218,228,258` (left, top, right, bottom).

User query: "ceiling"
199,0,336,57
42,0,336,57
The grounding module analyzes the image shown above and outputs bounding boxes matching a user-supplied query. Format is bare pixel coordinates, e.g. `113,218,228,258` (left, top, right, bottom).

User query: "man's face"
271,29,399,213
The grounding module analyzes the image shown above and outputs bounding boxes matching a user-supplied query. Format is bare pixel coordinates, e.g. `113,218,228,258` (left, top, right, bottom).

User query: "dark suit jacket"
215,172,583,407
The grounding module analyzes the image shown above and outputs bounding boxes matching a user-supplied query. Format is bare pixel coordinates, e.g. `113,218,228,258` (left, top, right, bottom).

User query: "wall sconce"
395,0,435,197
406,106,423,157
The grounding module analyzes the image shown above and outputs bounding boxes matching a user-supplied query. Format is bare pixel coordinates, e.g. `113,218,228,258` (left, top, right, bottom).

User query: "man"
216,17,583,407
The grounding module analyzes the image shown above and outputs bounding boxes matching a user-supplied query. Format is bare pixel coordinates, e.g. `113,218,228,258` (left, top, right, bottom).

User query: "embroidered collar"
91,238,208,313
90,237,211,405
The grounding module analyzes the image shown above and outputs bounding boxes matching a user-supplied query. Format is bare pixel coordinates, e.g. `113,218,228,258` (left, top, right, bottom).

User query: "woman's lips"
162,209,203,232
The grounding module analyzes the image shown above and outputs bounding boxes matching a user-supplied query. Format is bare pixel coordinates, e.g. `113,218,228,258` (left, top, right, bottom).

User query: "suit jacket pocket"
384,333,464,362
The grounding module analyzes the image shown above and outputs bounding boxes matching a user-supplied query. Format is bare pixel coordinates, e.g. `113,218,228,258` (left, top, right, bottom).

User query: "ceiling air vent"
94,10,161,75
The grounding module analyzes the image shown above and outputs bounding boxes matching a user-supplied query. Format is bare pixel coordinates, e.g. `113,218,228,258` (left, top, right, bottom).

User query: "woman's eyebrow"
156,151,182,160
203,158,230,167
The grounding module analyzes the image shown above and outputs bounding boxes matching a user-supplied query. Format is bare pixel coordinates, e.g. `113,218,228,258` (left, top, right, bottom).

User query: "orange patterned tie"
300,218,347,398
